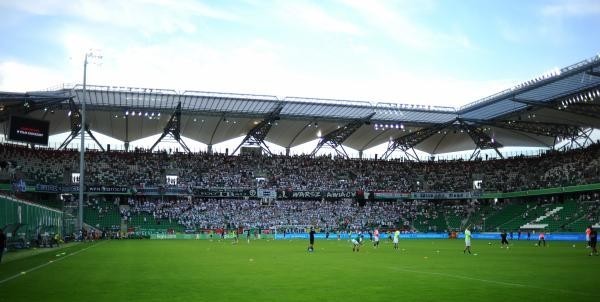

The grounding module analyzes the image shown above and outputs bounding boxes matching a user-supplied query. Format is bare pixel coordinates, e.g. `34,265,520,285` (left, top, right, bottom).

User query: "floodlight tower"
78,49,102,231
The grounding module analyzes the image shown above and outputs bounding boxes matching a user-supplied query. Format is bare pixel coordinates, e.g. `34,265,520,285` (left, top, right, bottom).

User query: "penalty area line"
0,241,104,286
389,266,593,297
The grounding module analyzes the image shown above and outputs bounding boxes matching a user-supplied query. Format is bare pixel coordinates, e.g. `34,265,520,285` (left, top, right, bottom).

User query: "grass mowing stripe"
388,266,593,297
0,241,103,286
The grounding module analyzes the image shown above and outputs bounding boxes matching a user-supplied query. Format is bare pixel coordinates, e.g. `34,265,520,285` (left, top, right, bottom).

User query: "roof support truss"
150,102,190,153
456,120,504,160
232,105,283,156
383,140,421,161
311,113,375,159
557,127,594,151
58,98,105,151
382,120,455,161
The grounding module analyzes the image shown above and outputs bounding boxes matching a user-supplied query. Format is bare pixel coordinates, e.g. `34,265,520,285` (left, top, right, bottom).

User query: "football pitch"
0,239,598,302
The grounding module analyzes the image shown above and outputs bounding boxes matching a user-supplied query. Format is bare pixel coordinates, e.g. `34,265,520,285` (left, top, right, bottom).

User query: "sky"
1,0,599,157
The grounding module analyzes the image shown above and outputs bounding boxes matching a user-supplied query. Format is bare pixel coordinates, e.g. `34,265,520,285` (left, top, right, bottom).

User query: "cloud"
339,0,473,51
0,8,507,109
307,69,514,108
2,0,239,34
541,0,600,17
496,19,526,44
279,2,362,35
534,0,600,45
1,30,511,108
0,61,67,92
82,38,288,94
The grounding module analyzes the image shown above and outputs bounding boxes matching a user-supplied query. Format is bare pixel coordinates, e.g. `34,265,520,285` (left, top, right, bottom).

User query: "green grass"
1,239,599,302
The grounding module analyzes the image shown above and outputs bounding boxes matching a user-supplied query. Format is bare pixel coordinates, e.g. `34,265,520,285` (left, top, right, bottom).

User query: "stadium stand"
83,198,120,231
1,142,599,192
1,142,599,236
81,196,596,234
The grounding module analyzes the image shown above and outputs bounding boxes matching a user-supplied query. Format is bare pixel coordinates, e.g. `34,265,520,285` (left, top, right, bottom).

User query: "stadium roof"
1,54,599,155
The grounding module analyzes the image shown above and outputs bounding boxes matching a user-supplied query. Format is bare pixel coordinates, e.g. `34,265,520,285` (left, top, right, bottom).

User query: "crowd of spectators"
1,142,599,193
122,198,409,231
113,196,600,232
115,197,496,232
579,193,600,225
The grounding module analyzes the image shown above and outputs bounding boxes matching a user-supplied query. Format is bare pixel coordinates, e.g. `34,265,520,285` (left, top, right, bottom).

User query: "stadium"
1,2,600,302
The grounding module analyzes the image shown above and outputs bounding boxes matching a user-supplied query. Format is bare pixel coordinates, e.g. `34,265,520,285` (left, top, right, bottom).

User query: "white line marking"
0,242,103,285
389,266,594,297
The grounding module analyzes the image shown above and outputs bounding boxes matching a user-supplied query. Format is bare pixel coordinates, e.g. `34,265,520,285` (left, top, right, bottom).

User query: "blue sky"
1,0,599,107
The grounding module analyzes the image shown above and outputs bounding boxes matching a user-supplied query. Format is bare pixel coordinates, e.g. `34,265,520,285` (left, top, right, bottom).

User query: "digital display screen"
8,115,50,145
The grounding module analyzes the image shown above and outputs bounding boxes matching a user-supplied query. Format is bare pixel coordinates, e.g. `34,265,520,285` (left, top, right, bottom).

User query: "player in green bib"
393,230,400,250
351,234,363,252
463,225,472,254
231,230,239,245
